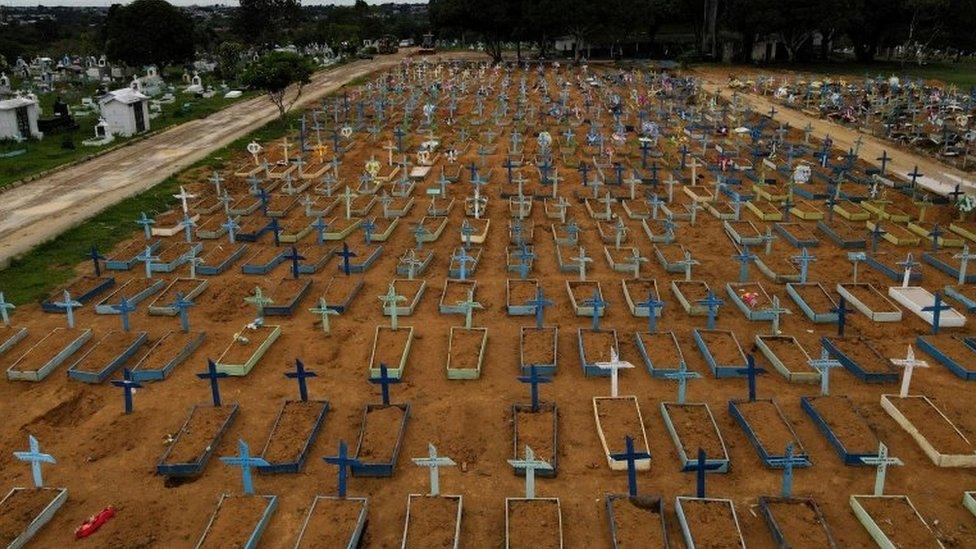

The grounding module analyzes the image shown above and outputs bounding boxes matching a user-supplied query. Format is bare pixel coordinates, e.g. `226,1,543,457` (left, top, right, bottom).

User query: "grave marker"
13,435,56,488
309,298,339,334
197,358,229,407
323,440,360,498
87,246,105,276
54,290,81,329
412,443,456,497
611,436,651,497
507,445,552,499
111,368,142,414
663,361,700,405
518,365,551,413
860,442,902,496
891,345,928,397
369,363,400,406
220,439,269,496
808,346,842,396
594,348,634,397
285,358,317,402
528,287,552,329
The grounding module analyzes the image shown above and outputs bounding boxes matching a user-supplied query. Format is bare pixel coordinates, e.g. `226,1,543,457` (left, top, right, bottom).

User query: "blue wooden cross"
324,440,360,498
135,212,155,240
13,435,56,488
922,291,951,335
114,296,135,332
528,287,552,329
220,439,268,496
824,194,837,222
452,248,476,281
86,246,105,276
637,290,664,334
257,187,270,215
768,443,805,498
515,247,535,280
54,290,81,329
173,291,194,332
698,291,724,330
197,358,229,407
369,363,400,406
870,224,886,254
338,242,357,275
584,289,608,331
285,358,317,402
876,150,890,175
833,297,849,336
266,217,281,247
663,361,700,405
733,247,756,283
136,246,158,279
929,224,943,251
735,354,765,401
792,247,817,284
223,216,240,244
362,217,377,244
284,245,305,279
312,216,328,245
0,292,14,326
111,368,142,414
692,448,724,498
610,436,650,497
518,364,551,412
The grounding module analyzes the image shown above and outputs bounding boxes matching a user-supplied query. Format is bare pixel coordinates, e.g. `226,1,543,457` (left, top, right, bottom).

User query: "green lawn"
0,88,254,190
0,112,303,305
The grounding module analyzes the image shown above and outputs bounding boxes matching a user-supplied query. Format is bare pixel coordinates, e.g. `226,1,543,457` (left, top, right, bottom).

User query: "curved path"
0,50,425,267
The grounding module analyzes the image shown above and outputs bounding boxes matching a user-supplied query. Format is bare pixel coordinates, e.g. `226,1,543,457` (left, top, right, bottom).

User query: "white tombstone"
0,95,43,141
98,88,151,137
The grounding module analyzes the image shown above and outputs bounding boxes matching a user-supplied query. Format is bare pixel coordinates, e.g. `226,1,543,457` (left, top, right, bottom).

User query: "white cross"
173,186,196,214
594,348,633,397
891,345,928,398
411,443,455,496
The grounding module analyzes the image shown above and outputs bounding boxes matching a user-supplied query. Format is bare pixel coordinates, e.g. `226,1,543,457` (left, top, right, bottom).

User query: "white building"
0,96,43,140
99,87,150,137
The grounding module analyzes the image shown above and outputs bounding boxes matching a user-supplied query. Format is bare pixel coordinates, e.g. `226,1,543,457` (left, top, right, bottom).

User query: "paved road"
694,71,975,198
0,51,420,267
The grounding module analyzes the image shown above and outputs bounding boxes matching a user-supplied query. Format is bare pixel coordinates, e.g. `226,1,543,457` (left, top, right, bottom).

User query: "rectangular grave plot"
368,326,413,379
278,218,313,243
402,494,462,549
724,220,765,246
849,495,942,549
622,279,661,318
965,492,976,518
759,497,837,548
320,276,363,314
215,324,281,376
156,404,239,476
513,402,558,477
790,199,824,220
641,218,675,244
41,276,114,312
728,398,811,468
554,243,583,273
746,199,783,222
834,201,870,221
295,245,334,275
578,328,620,377
7,328,93,382
0,326,27,357
653,243,688,273
821,336,899,383
755,335,818,384
198,244,249,276
339,244,382,273
152,210,199,237
352,403,410,477
396,249,434,279
196,494,277,549
0,486,68,549
605,494,669,549
94,278,165,313
598,221,630,245
235,215,272,242
786,282,838,323
660,402,729,472
324,217,363,241
105,239,162,271
386,279,426,316
131,330,205,382
195,214,228,240
675,497,745,549
634,331,684,377
726,282,781,321
911,223,964,248
602,246,638,274
671,280,712,315
520,326,557,376
917,335,976,380
427,197,456,218
889,286,966,328
837,283,902,322
755,254,801,283
816,220,866,249
566,281,605,316
505,498,562,548
439,280,477,315
866,254,922,283
151,242,202,272
264,278,313,316
774,222,820,248
294,496,368,548
924,251,976,283
945,285,976,313
801,396,880,465
417,216,449,242
593,396,651,471
693,329,747,378
881,395,976,467
446,327,487,380
241,247,287,275
706,200,737,220
148,278,209,316
447,247,482,279
67,330,147,384
228,196,261,216
258,399,330,473
368,217,400,242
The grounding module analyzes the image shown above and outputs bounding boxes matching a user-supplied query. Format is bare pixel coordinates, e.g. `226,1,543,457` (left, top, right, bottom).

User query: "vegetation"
103,0,195,68
241,51,315,118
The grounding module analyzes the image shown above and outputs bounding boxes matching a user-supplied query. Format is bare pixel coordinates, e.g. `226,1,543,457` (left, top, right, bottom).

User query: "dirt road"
0,50,431,268
694,67,975,198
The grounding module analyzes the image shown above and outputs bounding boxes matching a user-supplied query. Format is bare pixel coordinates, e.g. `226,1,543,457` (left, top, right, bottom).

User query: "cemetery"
5,52,976,549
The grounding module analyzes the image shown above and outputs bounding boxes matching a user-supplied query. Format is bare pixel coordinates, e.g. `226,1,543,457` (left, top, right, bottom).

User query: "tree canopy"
241,50,315,118
103,0,195,68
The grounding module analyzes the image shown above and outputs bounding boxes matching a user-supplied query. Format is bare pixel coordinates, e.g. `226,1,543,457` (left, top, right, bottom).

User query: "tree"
235,0,302,48
431,0,513,64
103,0,194,68
216,41,245,82
242,51,315,118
